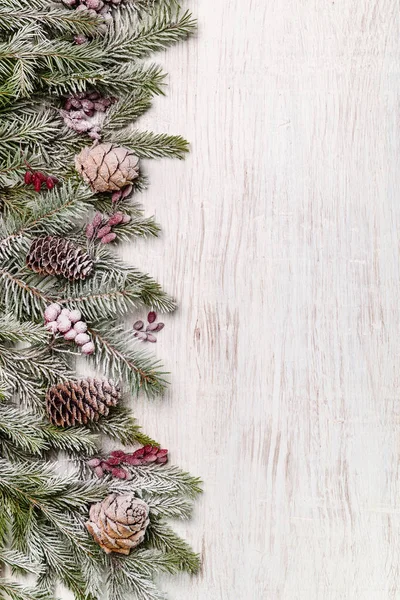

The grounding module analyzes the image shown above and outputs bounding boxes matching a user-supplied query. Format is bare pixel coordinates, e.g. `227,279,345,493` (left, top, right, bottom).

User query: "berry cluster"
87,446,169,479
133,312,165,343
24,170,58,193
44,303,94,355
61,92,116,140
63,0,123,14
86,211,131,244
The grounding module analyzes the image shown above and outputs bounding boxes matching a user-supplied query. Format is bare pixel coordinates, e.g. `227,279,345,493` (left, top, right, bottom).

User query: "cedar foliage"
0,1,201,598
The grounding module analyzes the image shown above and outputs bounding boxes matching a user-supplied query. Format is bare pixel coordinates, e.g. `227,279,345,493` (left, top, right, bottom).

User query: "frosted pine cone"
27,236,93,280
75,143,139,193
46,378,120,427
86,494,149,555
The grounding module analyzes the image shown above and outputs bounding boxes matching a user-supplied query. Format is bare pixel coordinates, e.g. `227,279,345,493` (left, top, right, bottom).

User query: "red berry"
46,177,55,190
24,171,32,185
110,450,126,459
157,449,168,458
33,176,42,192
104,456,121,466
147,312,157,324
36,172,47,182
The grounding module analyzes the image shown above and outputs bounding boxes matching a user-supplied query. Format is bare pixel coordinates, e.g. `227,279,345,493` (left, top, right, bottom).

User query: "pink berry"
86,223,94,239
61,308,71,317
75,333,90,346
57,317,72,333
64,329,77,341
100,232,117,244
111,190,122,203
87,458,101,468
73,321,87,334
69,309,82,323
97,225,111,239
44,306,59,323
94,466,104,478
110,450,126,459
108,212,124,226
92,213,103,228
121,185,133,199
48,302,61,312
81,342,95,355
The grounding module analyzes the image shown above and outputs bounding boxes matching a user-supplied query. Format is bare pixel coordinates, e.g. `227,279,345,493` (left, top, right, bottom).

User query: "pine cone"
46,378,120,427
86,494,150,555
27,236,93,280
75,143,139,193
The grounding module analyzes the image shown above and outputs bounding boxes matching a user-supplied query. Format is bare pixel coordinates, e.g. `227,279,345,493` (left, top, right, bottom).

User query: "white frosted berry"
61,308,71,317
48,302,61,313
64,329,77,341
45,321,58,334
44,306,60,323
81,341,95,355
75,332,90,346
73,321,87,333
57,317,72,333
69,309,82,323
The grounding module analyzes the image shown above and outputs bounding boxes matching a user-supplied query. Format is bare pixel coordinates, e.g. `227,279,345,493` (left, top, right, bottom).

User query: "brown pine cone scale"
46,378,120,427
75,143,139,193
27,236,93,280
86,493,150,555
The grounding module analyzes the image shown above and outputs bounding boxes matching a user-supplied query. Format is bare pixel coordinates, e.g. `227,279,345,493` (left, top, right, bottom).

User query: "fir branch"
108,7,196,60
0,1,102,36
0,578,52,600
0,265,56,320
112,213,160,242
122,464,202,499
88,321,168,397
60,272,144,322
42,426,98,457
26,523,94,600
0,549,41,575
147,494,194,520
0,183,93,252
40,63,166,98
147,520,201,574
86,406,158,447
0,406,47,455
107,129,189,159
0,109,60,161
102,89,153,133
0,343,71,409
94,249,176,313
0,314,47,345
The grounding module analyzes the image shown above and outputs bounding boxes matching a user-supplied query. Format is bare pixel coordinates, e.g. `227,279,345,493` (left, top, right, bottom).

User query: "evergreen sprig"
0,0,200,597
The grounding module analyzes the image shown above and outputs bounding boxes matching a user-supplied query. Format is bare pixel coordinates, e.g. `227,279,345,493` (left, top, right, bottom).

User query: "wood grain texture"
68,0,400,597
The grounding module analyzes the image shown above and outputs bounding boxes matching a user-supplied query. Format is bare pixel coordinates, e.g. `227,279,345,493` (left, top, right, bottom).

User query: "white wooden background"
82,1,400,598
